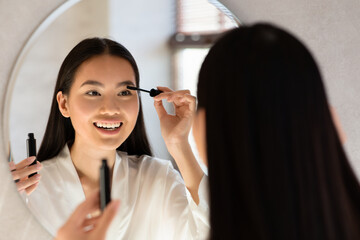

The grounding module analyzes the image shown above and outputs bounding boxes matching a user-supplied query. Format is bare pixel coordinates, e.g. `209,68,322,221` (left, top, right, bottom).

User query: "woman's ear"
330,106,347,144
57,91,70,118
192,108,207,166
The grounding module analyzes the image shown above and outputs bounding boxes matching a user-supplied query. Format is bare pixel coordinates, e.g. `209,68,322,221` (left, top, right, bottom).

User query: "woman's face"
57,54,139,151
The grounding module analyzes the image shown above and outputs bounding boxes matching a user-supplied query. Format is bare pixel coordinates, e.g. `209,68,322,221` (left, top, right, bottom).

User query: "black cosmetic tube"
100,159,111,211
27,133,37,177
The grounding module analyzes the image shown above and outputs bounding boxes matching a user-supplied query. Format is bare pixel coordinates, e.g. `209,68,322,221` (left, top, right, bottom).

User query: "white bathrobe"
24,146,209,239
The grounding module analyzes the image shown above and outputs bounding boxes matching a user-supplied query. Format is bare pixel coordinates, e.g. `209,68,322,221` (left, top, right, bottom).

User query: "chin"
96,140,124,151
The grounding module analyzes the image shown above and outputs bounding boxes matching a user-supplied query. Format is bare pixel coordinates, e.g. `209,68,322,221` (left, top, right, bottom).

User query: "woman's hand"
55,191,120,240
153,87,196,146
154,87,203,204
9,156,42,195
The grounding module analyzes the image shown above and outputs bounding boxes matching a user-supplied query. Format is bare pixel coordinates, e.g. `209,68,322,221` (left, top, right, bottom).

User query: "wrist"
165,141,203,205
165,140,191,156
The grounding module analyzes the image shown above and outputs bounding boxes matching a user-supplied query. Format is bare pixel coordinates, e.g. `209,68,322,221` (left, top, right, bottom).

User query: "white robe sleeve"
185,174,210,239
162,163,210,240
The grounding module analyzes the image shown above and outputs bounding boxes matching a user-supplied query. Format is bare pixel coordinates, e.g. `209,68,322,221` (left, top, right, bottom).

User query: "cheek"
123,97,140,123
69,98,96,121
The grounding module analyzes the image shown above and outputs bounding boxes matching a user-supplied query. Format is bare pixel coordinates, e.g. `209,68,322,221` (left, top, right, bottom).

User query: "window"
171,0,238,94
170,0,238,168
176,0,238,34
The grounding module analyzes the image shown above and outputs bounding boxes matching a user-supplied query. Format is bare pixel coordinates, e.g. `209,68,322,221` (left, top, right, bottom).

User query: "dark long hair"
198,23,360,239
37,38,152,161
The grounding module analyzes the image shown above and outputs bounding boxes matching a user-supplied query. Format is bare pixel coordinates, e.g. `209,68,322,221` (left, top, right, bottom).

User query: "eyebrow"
117,80,136,88
80,80,136,88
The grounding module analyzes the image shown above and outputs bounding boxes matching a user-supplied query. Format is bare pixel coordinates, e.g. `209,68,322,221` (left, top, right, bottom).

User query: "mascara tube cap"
100,159,111,211
27,133,36,157
27,133,37,178
149,88,163,97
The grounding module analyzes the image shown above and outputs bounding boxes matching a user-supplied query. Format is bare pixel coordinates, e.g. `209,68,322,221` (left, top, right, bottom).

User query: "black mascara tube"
27,133,37,178
100,159,111,211
127,86,163,97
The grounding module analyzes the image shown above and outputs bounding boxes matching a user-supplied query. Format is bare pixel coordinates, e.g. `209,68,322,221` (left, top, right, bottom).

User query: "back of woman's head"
198,23,360,239
38,38,152,161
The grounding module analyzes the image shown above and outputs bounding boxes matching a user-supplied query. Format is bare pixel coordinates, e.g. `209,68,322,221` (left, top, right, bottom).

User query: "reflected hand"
154,88,203,204
153,87,196,145
55,191,120,240
9,156,42,195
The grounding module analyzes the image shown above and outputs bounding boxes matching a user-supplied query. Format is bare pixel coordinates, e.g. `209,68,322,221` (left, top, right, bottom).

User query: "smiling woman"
18,37,209,239
36,38,149,162
55,55,140,156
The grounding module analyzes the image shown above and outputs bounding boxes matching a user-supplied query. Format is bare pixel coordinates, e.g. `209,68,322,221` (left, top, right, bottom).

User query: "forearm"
167,142,204,205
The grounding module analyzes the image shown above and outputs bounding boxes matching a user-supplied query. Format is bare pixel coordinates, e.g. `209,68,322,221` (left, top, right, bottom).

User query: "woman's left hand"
55,191,120,240
154,87,203,204
153,87,196,146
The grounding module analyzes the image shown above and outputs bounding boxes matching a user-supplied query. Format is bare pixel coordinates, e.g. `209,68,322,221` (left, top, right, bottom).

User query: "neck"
69,139,116,184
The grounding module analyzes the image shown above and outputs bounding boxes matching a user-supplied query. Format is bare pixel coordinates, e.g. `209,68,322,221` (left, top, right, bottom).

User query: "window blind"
177,0,237,34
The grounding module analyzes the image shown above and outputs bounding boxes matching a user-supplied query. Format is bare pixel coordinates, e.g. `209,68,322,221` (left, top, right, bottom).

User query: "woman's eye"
86,91,100,96
118,90,132,96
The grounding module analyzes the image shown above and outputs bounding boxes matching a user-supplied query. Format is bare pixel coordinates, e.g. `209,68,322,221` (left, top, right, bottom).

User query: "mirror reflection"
7,0,237,238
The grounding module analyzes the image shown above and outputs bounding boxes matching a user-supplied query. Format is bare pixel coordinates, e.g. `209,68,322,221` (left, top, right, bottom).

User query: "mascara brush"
127,86,163,97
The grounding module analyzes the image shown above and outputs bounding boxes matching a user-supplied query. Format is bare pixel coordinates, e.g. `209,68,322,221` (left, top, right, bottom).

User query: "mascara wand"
127,86,163,97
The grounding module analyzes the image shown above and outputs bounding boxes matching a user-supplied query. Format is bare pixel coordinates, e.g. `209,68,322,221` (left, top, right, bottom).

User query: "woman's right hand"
9,156,42,195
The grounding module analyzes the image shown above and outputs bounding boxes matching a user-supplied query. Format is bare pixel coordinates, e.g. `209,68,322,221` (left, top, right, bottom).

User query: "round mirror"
4,0,238,237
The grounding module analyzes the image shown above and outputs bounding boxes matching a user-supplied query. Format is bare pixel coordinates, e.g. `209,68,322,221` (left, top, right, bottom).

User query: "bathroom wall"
220,0,360,178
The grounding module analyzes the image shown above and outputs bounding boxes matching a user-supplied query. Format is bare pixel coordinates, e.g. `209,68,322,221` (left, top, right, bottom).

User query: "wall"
220,0,360,178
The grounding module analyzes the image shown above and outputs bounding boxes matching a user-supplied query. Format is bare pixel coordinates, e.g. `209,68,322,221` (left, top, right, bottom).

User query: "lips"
93,121,123,131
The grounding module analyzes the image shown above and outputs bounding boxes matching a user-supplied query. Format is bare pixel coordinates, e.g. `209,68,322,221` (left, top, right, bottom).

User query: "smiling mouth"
93,122,123,131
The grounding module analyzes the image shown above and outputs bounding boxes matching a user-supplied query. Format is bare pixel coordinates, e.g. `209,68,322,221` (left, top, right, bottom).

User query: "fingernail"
28,156,36,162
9,161,15,169
35,174,40,180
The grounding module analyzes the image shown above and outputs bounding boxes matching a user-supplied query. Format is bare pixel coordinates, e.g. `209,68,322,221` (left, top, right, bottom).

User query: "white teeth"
94,122,121,129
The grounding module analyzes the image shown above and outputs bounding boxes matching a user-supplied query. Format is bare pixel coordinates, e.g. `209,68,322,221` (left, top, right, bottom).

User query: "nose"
99,96,120,115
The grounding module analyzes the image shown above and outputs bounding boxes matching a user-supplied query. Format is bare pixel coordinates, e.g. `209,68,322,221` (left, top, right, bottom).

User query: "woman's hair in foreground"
198,23,360,239
37,38,152,161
